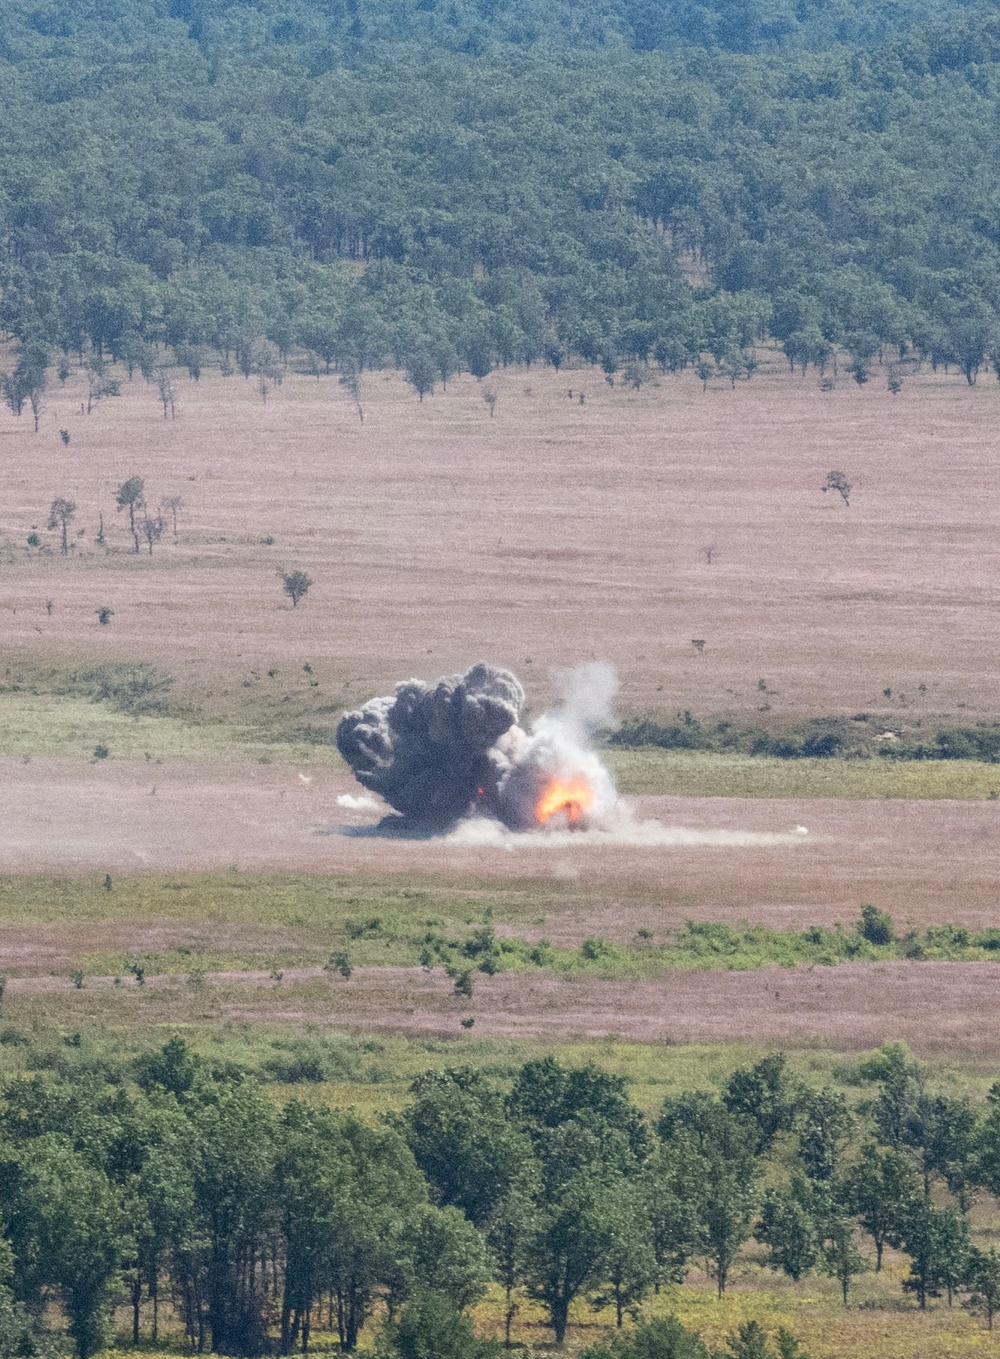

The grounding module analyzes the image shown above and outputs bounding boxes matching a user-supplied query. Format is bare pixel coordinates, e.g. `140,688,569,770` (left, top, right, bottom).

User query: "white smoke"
497,663,619,830
336,793,380,811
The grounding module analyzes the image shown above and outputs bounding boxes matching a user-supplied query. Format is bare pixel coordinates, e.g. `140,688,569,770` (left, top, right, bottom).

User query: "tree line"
3,3,1000,394
0,1035,997,1357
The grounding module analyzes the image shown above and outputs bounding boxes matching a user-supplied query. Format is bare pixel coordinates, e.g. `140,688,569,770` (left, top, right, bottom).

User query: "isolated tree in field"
84,358,120,415
282,570,312,608
161,496,183,541
116,477,145,551
154,369,175,419
252,340,282,402
339,361,364,423
822,470,851,505
48,498,77,555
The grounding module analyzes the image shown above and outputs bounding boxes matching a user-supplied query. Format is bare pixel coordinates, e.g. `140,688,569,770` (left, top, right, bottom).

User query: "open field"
3,360,1000,1356
1,355,1000,720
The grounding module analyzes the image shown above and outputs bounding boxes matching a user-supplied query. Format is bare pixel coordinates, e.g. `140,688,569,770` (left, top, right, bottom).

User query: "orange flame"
535,776,595,827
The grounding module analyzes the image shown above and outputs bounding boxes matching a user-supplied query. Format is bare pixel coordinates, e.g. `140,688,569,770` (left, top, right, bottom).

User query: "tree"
378,1292,501,1359
0,343,47,430
754,1181,819,1282
407,1204,492,1309
339,362,365,423
405,350,438,402
405,1069,534,1228
140,508,165,556
641,1146,698,1291
892,1199,969,1309
965,1246,1000,1330
5,1135,130,1359
820,1204,866,1307
590,1179,657,1327
857,904,893,946
154,369,176,419
845,1142,917,1271
252,340,283,402
161,496,183,542
116,477,145,553
487,1186,540,1348
526,1163,617,1344
282,570,313,608
821,471,851,505
183,1080,277,1354
47,498,76,555
723,1055,800,1154
796,1088,854,1183
580,1316,712,1359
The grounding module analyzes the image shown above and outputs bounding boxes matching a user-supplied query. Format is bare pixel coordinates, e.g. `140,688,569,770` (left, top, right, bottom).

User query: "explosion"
336,661,616,833
535,777,595,826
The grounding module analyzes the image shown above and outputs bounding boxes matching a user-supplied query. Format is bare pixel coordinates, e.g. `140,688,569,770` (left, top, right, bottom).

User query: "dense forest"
4,0,1000,393
0,1036,995,1356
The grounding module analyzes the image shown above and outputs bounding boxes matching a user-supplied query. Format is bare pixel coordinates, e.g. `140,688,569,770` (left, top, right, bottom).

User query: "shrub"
857,904,894,946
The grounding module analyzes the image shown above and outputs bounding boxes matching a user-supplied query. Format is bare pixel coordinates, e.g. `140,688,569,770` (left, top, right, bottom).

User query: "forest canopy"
3,0,1000,383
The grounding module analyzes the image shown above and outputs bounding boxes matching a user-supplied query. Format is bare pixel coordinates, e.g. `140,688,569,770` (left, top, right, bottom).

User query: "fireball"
534,775,595,827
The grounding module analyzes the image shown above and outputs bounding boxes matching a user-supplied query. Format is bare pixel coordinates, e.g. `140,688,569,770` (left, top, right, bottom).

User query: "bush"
379,1293,500,1359
857,904,894,946
581,1316,712,1359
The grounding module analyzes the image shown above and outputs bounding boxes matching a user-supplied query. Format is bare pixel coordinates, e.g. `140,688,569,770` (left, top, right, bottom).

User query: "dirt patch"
0,756,998,933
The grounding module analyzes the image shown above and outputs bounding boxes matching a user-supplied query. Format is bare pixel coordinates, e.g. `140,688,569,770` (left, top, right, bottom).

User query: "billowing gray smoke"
336,661,617,831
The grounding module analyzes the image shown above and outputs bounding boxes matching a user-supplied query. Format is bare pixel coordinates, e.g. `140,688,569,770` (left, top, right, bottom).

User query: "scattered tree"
115,477,145,552
161,496,183,541
47,498,76,555
822,471,851,505
281,570,313,608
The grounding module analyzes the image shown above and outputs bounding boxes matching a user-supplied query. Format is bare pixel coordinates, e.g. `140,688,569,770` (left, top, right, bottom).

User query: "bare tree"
252,340,282,402
482,386,498,418
85,357,121,414
47,498,76,555
339,362,364,423
139,507,165,556
154,369,176,419
160,496,183,542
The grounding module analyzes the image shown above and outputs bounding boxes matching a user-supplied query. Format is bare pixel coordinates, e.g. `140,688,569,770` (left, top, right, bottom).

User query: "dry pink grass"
0,360,998,718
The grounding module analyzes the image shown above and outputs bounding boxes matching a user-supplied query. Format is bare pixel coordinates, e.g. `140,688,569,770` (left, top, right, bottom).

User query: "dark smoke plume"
337,661,619,832
336,662,528,827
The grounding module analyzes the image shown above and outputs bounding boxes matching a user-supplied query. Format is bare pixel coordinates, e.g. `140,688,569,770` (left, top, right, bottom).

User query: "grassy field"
609,748,1000,800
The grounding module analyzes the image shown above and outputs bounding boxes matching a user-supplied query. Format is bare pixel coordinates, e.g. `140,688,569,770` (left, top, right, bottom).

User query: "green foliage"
857,904,894,947
378,1292,501,1359
580,1315,712,1359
